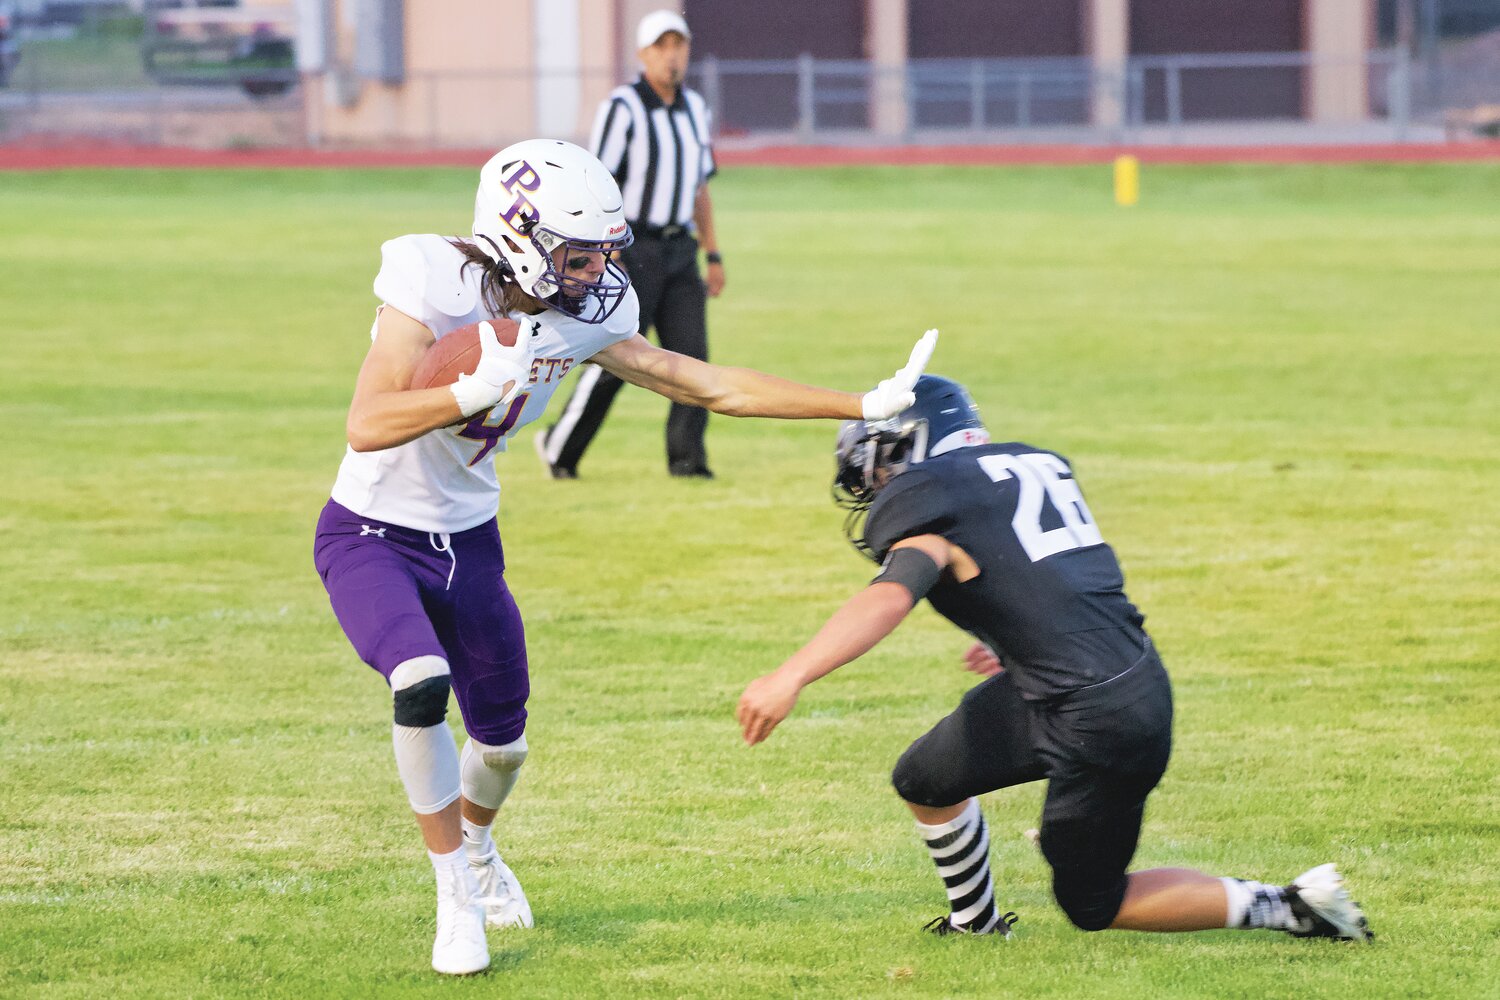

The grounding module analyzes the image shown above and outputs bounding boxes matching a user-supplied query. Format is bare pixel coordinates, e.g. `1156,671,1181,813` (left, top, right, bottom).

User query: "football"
410,318,522,391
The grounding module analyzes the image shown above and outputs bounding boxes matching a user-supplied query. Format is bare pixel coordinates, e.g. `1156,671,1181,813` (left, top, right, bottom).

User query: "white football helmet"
473,138,633,324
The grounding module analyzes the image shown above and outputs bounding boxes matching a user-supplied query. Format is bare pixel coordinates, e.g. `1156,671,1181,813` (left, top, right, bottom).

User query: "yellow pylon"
1114,154,1140,207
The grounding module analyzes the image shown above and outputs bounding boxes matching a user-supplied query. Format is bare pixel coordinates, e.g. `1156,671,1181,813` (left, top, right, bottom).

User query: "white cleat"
1284,863,1373,941
431,863,491,975
470,850,534,930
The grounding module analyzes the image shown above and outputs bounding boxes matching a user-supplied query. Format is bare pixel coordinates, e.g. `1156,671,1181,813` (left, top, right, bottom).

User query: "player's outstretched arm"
736,533,958,745
737,582,916,746
591,329,938,421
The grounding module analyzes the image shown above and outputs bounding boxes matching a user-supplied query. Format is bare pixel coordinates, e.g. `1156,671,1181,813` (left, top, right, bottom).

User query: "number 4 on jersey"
458,392,531,466
978,453,1103,562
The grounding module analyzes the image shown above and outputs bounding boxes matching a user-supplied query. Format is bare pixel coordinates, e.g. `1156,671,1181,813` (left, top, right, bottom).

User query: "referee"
536,8,724,480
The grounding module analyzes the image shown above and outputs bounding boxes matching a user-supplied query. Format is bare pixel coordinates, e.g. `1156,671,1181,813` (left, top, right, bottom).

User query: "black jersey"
863,442,1148,702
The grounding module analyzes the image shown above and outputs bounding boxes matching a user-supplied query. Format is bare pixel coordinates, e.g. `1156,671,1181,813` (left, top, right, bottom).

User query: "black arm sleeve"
871,547,943,601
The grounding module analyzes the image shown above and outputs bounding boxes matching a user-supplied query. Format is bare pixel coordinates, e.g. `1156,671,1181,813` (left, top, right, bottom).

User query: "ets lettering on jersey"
529,356,576,384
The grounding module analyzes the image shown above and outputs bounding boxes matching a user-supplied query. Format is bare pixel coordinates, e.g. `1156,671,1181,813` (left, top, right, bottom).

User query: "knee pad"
891,742,967,809
388,657,459,813
460,734,528,811
391,655,451,728
477,735,528,774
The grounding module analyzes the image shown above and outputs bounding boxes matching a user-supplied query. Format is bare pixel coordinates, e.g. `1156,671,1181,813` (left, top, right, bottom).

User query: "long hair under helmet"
833,374,990,557
472,139,634,324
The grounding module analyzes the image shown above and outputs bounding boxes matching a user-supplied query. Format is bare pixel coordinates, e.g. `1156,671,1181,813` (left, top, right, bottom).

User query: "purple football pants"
313,499,529,746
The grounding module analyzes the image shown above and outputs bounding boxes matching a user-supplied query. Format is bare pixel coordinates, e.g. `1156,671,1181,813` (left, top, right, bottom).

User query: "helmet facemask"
832,419,930,507
528,224,633,323
832,417,930,559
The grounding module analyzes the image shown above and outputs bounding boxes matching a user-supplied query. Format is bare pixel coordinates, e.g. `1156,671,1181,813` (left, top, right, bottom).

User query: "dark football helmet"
833,374,989,557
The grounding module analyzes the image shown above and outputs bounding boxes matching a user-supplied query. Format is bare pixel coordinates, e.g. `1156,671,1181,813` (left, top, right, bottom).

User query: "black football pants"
891,643,1173,931
543,232,709,473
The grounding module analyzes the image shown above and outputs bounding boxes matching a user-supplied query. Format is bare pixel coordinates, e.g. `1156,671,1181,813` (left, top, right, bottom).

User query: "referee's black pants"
542,231,709,474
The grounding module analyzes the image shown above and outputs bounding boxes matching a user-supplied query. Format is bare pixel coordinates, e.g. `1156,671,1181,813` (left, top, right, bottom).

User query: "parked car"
141,0,295,98
0,2,21,88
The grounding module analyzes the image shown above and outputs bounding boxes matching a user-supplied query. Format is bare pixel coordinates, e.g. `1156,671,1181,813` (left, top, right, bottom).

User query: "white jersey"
330,234,639,533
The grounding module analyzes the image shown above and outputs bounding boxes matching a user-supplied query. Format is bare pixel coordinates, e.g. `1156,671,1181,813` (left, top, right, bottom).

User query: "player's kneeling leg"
459,734,534,929
1051,871,1127,932
1041,820,1129,932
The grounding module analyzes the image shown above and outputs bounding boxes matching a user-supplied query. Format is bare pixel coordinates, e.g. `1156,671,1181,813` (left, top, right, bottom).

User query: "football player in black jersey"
736,375,1371,942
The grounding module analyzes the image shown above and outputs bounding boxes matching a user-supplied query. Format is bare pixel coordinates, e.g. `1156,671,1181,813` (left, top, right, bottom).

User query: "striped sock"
915,799,1001,933
1221,877,1297,931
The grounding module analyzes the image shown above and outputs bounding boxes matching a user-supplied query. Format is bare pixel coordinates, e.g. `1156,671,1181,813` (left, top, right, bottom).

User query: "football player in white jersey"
312,138,939,975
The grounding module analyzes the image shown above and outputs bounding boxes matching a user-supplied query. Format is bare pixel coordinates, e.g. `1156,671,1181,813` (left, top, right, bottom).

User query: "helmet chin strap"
908,420,931,466
476,234,509,270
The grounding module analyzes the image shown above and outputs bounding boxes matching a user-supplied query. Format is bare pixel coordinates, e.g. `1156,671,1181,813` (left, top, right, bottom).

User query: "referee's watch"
705,251,723,265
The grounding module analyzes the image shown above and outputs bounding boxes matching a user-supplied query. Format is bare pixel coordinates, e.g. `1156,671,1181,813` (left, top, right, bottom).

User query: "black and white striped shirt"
590,78,717,231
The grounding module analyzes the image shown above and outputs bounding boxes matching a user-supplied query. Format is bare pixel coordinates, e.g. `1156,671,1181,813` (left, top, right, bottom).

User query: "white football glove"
450,319,537,417
861,329,938,421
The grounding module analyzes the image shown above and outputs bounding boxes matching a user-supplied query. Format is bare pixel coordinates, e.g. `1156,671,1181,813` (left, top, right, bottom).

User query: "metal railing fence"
3,41,1495,148
690,50,1429,142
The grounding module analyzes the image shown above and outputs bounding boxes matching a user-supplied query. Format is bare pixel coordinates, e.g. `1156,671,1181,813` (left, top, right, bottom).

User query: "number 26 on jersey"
978,453,1103,563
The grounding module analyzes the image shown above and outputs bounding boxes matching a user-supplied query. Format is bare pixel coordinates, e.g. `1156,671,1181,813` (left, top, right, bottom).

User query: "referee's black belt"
631,222,692,240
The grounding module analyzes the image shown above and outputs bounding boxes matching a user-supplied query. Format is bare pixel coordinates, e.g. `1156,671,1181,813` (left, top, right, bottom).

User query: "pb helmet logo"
497,160,542,235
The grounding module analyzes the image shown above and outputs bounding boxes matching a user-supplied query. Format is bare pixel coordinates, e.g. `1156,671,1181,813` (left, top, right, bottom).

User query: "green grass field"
1,163,1497,998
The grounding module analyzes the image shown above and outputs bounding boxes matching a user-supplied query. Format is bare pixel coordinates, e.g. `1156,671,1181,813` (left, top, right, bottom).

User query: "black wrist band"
705,251,723,265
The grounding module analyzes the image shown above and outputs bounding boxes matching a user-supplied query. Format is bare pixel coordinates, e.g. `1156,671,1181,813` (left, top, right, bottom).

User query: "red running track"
1,139,1498,170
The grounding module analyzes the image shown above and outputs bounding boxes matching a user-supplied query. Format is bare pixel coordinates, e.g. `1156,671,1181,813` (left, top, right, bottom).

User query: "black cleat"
533,431,578,480
1284,864,1373,941
923,911,1018,938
